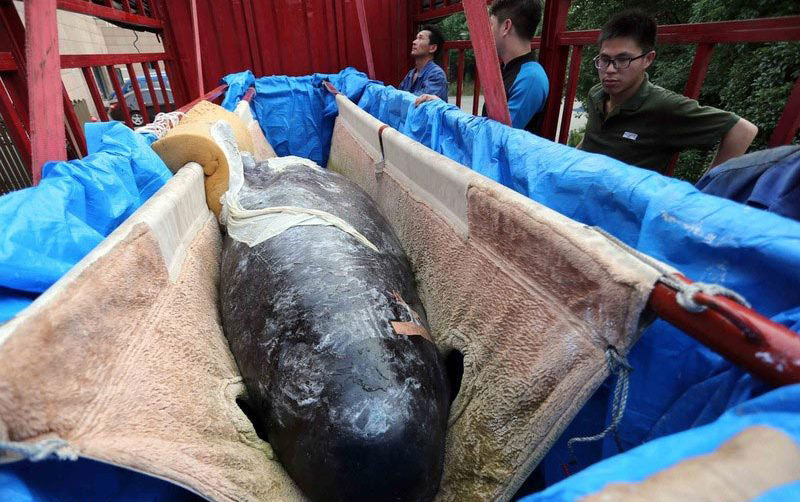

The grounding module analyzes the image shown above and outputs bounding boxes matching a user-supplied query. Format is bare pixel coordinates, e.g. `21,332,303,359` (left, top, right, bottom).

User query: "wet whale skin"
220,156,450,502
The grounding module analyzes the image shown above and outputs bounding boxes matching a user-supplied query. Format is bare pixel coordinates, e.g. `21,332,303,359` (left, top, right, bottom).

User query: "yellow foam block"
151,101,254,217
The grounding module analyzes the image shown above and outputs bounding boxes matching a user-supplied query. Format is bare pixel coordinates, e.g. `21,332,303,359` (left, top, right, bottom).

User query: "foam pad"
151,101,256,217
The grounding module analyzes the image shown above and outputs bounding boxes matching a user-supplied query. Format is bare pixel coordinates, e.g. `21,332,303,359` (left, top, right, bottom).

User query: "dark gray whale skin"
219,156,450,502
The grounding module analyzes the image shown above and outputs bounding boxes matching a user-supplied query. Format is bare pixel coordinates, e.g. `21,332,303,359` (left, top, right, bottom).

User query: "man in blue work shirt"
415,0,549,134
399,25,449,102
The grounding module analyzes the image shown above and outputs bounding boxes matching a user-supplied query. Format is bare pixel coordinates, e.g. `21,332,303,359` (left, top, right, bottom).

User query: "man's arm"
710,118,758,168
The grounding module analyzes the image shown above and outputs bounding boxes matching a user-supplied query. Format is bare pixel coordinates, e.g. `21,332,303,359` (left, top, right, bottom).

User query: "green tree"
567,0,800,181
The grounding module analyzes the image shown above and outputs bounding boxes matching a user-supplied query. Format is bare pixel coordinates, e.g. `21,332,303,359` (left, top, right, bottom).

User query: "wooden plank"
61,52,169,68
462,0,510,125
56,0,162,29
26,0,65,184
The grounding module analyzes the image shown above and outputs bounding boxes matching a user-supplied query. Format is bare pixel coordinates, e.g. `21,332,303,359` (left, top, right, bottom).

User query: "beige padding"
582,426,800,502
0,165,306,502
151,100,257,217
329,95,663,502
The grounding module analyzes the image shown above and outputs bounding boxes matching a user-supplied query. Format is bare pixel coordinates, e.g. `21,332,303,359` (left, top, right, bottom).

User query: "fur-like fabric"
328,96,662,502
582,426,800,502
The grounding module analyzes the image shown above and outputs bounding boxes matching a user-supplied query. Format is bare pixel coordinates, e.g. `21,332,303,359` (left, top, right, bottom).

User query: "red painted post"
120,0,132,13
141,62,161,114
62,83,86,157
442,48,450,84
558,44,583,144
354,0,376,79
455,49,465,108
539,0,572,140
770,73,800,147
26,0,65,184
462,0,510,126
154,62,171,111
190,0,203,96
107,65,133,127
81,67,110,121
684,43,714,99
472,68,481,116
126,63,150,125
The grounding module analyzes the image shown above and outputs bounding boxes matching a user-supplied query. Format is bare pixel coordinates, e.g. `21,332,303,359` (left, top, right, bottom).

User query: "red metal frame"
0,78,31,169
26,0,65,183
558,44,583,144
462,0,510,125
56,0,162,29
770,74,800,147
354,0,376,80
126,63,150,125
107,64,133,128
81,66,110,122
61,53,168,68
141,62,161,115
650,277,800,386
177,84,227,113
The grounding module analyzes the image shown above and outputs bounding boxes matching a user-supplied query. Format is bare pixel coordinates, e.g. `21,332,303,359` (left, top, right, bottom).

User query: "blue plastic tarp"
227,71,800,489
221,68,375,167
0,458,203,502
0,122,171,322
518,384,800,501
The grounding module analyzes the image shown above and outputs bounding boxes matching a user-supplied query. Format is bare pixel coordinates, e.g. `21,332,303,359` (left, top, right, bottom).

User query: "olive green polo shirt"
579,74,740,174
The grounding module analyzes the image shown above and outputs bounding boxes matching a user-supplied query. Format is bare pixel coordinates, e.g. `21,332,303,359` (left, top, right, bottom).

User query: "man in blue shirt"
415,0,549,134
398,25,449,102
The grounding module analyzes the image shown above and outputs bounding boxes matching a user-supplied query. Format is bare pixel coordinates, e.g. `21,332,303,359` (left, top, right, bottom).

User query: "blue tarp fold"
0,121,170,322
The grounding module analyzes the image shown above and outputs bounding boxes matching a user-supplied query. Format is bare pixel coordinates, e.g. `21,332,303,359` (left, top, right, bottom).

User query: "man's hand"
414,94,441,107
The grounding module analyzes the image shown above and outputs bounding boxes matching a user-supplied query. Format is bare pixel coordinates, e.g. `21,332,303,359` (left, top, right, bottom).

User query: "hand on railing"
414,94,442,107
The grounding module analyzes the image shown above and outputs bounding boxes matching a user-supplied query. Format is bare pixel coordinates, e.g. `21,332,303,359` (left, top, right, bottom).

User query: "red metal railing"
0,0,188,184
419,0,800,163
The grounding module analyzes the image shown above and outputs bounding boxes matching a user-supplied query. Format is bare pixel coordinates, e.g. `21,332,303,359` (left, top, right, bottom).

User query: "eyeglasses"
593,53,648,70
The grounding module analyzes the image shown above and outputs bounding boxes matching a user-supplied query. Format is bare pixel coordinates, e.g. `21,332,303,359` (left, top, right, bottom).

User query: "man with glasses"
579,10,758,175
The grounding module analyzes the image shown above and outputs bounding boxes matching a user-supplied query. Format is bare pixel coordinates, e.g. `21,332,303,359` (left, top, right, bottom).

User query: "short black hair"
599,9,657,52
420,24,445,60
489,0,542,41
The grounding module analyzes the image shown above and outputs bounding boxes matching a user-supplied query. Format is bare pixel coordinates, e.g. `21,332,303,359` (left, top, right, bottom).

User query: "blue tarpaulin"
0,122,171,322
224,68,800,492
519,384,800,501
